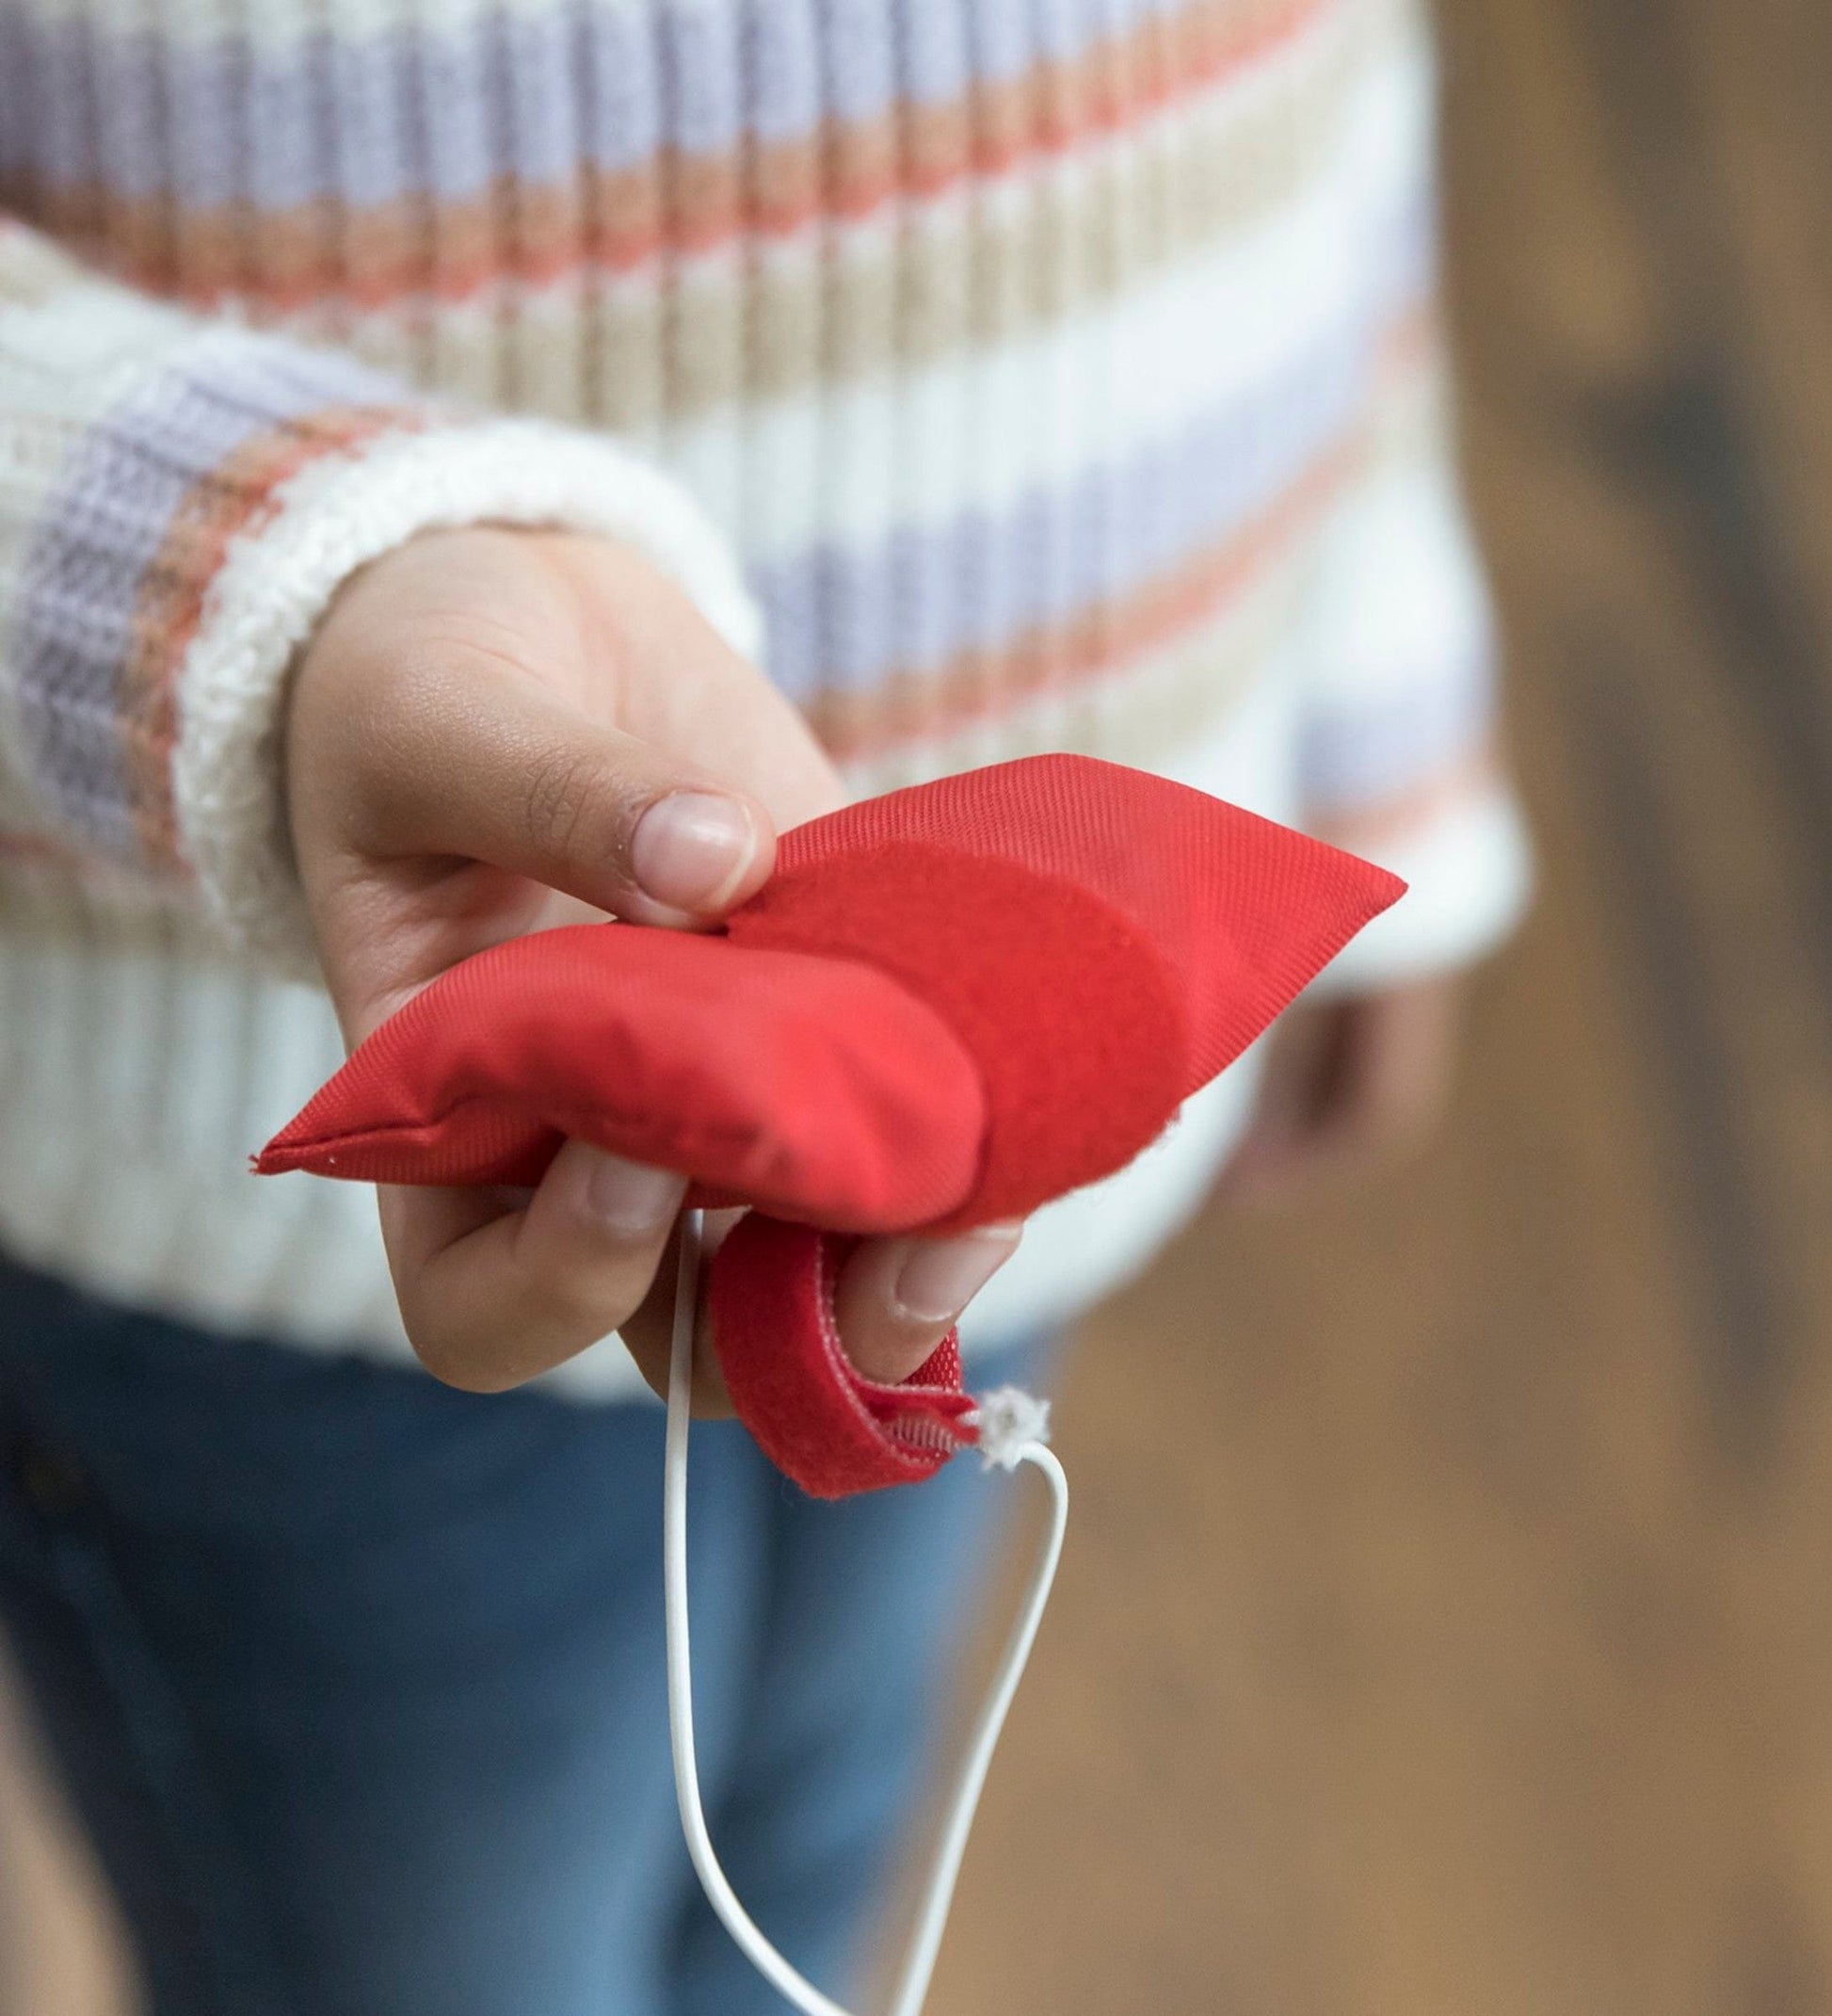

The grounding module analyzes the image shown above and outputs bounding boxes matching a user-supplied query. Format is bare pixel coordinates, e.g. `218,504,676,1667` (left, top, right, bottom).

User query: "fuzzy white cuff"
171,419,763,974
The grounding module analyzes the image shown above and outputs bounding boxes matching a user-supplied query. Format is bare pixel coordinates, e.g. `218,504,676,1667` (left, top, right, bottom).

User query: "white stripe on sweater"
643,45,1432,566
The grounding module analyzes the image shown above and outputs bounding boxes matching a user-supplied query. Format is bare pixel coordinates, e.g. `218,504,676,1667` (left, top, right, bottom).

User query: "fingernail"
632,792,758,912
580,1151,685,1235
890,1224,1022,1326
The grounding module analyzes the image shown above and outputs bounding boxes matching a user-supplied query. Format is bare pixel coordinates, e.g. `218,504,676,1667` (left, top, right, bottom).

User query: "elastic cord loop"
664,1211,1069,2016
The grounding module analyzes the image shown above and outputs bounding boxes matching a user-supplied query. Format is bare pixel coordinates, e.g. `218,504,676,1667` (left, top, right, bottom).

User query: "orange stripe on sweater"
811,433,1356,762
121,407,425,867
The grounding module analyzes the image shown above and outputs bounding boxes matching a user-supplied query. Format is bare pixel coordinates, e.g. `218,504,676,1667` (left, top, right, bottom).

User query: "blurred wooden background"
10,0,1832,2008
934,2,1832,2010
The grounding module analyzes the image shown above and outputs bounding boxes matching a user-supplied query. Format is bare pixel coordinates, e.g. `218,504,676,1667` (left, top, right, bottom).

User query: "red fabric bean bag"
259,754,1402,1495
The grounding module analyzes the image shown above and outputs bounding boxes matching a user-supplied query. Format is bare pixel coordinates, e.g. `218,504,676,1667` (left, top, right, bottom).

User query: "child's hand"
284,527,1020,1405
1219,976,1464,1205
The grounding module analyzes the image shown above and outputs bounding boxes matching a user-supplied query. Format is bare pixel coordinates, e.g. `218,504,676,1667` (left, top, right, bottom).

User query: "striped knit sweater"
0,0,1527,1391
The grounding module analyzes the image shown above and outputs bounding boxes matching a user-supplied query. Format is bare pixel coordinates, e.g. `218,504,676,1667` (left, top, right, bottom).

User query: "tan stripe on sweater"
270,13,1367,429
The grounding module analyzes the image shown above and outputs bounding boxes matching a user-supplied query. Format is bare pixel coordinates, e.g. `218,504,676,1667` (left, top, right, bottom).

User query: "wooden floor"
11,0,1832,2009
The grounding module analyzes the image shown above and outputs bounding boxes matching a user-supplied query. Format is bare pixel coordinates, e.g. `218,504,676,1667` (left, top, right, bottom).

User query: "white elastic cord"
664,1210,1069,2016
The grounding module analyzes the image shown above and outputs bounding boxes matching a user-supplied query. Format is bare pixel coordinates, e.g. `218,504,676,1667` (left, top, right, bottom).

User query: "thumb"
347,670,779,928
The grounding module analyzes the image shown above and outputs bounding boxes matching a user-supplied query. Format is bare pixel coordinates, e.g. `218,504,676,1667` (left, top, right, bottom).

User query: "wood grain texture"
10,2,1832,2010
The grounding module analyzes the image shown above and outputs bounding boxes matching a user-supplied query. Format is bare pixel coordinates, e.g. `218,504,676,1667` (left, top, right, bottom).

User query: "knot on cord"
971,1387,1053,1471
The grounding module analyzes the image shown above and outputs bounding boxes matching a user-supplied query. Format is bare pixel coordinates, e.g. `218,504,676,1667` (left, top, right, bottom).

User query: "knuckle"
532,1263,651,1340
402,1319,513,1395
514,1224,657,1333
519,746,594,858
518,745,637,875
394,1275,544,1396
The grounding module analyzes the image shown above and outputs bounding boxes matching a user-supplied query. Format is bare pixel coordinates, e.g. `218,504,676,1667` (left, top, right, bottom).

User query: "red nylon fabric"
767,753,1392,1089
256,927,986,1232
257,755,1403,1497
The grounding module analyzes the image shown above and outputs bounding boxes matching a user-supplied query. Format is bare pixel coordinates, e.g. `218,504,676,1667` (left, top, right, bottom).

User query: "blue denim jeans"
0,1258,1033,2016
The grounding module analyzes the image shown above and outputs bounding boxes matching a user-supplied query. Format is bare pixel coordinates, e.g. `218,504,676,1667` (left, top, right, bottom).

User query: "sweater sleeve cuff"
0,246,759,968
172,416,762,972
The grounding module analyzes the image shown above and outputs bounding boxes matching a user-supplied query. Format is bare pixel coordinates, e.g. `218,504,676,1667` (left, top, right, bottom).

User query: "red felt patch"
729,846,1186,1227
257,754,1405,1499
768,753,1400,1091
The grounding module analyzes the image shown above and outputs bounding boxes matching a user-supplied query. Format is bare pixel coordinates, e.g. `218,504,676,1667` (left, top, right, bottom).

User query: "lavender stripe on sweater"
0,0,1199,212
757,314,1367,696
12,335,406,851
